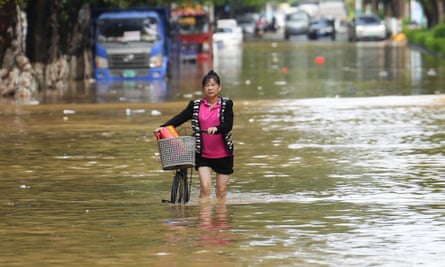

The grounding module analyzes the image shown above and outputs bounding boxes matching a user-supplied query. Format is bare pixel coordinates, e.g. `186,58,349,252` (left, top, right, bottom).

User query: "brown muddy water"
1,40,445,266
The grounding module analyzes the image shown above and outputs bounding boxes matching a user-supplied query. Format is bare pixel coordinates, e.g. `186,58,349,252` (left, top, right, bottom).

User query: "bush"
432,24,445,38
404,28,415,40
413,31,430,47
405,28,426,41
436,38,445,55
424,35,435,51
404,23,445,57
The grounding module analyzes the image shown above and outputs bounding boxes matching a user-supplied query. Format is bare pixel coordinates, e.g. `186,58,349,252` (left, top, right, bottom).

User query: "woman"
158,70,234,202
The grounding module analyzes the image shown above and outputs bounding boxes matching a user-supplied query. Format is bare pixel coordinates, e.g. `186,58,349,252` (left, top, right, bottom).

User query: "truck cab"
171,7,212,63
93,8,172,81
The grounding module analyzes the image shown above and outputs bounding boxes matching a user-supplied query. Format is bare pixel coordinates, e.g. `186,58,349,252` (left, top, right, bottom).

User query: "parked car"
348,14,387,42
284,10,311,40
213,19,243,48
236,13,259,38
307,18,336,40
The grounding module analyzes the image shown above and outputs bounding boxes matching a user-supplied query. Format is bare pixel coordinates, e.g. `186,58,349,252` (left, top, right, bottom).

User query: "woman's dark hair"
202,70,221,87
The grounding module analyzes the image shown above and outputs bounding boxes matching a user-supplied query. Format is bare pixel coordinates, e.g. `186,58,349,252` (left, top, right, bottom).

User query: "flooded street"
1,39,445,266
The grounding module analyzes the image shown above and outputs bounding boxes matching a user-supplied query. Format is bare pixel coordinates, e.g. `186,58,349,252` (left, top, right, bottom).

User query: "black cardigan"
161,97,234,154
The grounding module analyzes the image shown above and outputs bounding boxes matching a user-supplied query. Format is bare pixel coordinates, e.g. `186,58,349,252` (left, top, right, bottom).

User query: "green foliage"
437,38,445,55
405,23,445,57
412,31,429,47
0,0,25,7
424,35,435,51
404,28,419,41
432,24,445,38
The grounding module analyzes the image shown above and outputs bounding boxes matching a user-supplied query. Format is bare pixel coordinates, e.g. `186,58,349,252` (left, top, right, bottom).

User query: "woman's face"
203,78,221,98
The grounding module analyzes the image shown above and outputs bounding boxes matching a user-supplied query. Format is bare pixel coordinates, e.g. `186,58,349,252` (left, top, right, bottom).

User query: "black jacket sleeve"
216,99,233,134
160,100,194,128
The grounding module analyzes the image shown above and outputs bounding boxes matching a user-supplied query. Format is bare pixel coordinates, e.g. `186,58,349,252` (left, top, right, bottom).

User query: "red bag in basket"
155,126,179,140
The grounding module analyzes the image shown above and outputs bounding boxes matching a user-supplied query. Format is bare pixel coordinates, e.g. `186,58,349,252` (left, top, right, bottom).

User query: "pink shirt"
199,99,231,158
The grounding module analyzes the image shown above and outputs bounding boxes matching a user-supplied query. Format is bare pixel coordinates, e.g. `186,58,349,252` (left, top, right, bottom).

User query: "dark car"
307,18,336,40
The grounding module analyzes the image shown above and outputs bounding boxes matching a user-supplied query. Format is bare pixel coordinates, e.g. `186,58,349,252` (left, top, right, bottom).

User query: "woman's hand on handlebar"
206,127,218,135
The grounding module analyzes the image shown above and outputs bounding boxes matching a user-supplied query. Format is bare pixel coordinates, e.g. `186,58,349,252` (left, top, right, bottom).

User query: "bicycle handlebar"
154,127,213,138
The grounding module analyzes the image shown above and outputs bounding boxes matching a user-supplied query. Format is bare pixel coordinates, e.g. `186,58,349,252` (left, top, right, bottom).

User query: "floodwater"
1,39,445,266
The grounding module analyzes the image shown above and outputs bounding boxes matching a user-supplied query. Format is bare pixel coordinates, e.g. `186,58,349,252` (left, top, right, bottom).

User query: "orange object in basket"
156,126,179,140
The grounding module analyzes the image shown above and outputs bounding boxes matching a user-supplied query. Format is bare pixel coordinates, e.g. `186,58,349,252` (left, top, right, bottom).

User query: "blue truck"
93,7,174,81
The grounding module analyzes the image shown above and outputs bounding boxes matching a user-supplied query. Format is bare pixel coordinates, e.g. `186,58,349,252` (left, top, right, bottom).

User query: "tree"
354,0,444,28
3,0,441,101
418,0,445,28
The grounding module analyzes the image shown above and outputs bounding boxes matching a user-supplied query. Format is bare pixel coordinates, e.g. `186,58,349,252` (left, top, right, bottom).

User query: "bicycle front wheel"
171,168,189,204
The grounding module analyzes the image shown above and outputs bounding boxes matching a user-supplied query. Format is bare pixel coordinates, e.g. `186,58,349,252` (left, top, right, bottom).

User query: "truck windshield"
178,15,209,35
97,17,159,43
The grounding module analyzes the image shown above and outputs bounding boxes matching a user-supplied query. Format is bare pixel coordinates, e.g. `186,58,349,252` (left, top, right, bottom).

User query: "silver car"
348,14,387,42
284,11,311,40
236,13,259,38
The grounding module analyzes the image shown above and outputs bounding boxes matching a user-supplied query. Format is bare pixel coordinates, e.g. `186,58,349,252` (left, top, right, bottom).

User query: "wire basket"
157,136,195,170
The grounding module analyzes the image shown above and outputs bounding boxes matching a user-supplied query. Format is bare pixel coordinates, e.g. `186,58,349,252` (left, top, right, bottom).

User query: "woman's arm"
160,100,194,128
216,99,233,134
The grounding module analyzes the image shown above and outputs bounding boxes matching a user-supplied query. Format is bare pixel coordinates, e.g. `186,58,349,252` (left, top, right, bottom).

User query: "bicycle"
166,168,191,204
154,127,198,204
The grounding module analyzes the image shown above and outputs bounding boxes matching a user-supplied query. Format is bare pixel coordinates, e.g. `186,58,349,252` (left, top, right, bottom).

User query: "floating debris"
183,93,193,98
281,66,288,74
378,70,389,78
63,109,75,115
315,56,326,65
274,81,287,85
151,110,162,116
427,68,437,77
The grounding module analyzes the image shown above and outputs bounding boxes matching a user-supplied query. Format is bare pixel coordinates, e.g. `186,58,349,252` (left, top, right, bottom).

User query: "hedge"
405,23,445,57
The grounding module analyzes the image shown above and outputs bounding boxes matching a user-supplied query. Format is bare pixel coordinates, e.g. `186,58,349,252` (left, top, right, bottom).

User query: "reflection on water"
27,40,445,105
95,79,168,103
1,94,444,266
197,201,232,246
213,44,243,87
1,40,445,266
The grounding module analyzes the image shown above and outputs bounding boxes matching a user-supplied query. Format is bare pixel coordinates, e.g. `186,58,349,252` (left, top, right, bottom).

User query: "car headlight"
149,54,163,68
95,56,108,68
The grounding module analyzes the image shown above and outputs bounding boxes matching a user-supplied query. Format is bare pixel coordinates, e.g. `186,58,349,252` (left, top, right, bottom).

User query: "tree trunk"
26,0,51,63
439,1,444,25
67,3,93,80
0,3,15,64
25,0,67,94
48,1,60,62
0,3,37,101
419,0,440,27
371,0,378,14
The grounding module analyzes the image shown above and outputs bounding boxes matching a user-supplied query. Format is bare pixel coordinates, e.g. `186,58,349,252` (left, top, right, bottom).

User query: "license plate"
122,70,136,78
